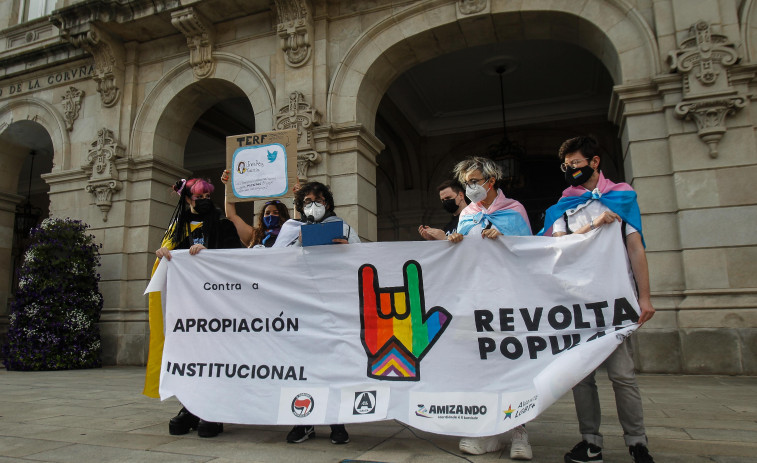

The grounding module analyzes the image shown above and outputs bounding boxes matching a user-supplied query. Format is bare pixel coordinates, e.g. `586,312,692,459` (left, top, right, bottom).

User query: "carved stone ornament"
458,0,489,15
171,7,216,79
275,0,313,68
84,128,124,221
275,91,321,181
61,87,84,131
669,21,746,158
64,24,125,108
675,97,747,158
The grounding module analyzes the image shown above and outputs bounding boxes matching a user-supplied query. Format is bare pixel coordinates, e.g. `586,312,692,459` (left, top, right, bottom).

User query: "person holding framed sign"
221,169,291,248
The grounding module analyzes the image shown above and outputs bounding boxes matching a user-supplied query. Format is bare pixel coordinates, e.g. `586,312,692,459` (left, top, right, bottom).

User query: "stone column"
665,22,757,375
310,124,383,242
0,192,25,345
611,81,685,373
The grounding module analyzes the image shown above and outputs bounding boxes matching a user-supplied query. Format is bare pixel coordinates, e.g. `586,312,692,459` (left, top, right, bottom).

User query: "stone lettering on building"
0,64,94,100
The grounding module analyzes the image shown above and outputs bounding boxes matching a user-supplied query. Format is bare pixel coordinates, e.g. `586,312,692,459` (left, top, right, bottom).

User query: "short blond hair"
453,156,502,184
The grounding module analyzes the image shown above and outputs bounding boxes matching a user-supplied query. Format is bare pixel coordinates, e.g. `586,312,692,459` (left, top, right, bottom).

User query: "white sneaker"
509,425,533,460
459,434,507,455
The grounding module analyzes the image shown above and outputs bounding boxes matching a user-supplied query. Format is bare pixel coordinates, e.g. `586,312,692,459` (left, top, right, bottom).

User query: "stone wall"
0,0,754,372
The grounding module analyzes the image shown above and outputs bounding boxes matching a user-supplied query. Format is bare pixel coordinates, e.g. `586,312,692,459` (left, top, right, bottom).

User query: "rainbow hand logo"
358,260,452,381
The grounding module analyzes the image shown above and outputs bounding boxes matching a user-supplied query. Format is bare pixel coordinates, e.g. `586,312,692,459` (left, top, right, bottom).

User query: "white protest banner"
146,222,639,437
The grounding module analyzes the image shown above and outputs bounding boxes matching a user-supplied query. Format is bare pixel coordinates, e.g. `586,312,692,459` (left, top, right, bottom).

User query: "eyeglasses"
191,193,211,200
560,159,588,172
303,198,326,206
462,178,489,189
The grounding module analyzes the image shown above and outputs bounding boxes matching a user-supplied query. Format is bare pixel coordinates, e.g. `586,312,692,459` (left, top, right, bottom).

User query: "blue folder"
301,220,344,247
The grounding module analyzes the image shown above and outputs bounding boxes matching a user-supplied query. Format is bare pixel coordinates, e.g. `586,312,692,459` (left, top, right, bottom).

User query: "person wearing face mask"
446,157,533,460
273,181,360,248
220,170,291,247
418,180,467,240
270,181,358,445
150,178,241,438
447,156,532,244
540,136,655,463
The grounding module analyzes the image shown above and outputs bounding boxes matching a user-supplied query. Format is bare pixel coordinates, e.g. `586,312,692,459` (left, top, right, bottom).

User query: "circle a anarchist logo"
353,391,377,415
291,393,314,418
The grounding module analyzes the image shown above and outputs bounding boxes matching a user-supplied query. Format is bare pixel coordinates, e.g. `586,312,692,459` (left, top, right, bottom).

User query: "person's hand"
156,247,172,261
332,238,348,244
418,225,446,240
293,182,301,193
221,169,230,184
447,233,463,243
481,228,501,240
638,297,655,325
189,244,206,255
592,210,621,229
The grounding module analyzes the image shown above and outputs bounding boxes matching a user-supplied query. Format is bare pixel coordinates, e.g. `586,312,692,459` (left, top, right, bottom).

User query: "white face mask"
303,202,326,222
465,182,490,204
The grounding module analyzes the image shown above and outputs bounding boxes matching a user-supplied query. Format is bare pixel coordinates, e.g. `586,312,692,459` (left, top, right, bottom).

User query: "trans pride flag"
457,189,532,237
539,172,644,246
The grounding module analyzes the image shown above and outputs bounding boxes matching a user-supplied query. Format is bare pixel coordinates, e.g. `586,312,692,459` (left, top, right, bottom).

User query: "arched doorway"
0,120,54,343
184,95,256,219
375,39,624,240
150,78,258,225
326,1,660,240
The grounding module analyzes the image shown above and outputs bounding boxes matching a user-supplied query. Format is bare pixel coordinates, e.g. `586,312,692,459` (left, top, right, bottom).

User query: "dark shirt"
177,213,242,250
442,215,460,235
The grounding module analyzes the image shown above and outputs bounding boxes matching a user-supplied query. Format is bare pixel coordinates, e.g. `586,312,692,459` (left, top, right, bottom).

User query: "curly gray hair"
453,156,502,184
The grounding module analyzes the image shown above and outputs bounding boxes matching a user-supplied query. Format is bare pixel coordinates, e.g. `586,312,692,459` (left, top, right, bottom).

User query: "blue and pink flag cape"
457,189,532,237
538,172,645,246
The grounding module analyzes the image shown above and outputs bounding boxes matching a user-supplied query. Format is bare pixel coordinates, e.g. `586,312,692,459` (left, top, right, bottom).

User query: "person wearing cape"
541,136,655,463
447,156,534,461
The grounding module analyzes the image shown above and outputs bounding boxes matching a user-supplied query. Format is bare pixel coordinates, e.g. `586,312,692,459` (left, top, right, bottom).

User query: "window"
19,0,55,23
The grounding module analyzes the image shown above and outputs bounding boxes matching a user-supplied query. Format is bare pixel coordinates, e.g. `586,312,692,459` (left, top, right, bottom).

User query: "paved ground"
0,367,755,462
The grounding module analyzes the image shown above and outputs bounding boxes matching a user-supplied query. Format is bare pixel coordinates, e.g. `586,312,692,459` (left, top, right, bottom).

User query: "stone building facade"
0,0,755,373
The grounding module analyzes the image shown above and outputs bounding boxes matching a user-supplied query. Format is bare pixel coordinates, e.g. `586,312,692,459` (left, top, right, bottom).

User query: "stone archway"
741,0,757,63
327,0,660,131
130,52,276,163
0,114,57,344
0,98,70,171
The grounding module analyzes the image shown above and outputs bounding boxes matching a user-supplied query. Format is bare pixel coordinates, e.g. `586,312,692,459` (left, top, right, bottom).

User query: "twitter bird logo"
267,150,277,163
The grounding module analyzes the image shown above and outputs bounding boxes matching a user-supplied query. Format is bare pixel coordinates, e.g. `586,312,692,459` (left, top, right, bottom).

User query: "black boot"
168,407,199,435
198,420,224,438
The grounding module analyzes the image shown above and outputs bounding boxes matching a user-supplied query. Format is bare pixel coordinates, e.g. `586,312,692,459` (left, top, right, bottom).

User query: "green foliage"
3,217,103,370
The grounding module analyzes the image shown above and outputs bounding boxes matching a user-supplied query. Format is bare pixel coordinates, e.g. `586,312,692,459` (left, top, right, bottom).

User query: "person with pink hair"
152,178,241,438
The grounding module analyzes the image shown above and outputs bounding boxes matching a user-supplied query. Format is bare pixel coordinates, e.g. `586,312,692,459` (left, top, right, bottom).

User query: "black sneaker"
197,420,223,438
168,407,199,435
330,424,350,444
564,440,603,463
629,444,655,463
287,425,315,443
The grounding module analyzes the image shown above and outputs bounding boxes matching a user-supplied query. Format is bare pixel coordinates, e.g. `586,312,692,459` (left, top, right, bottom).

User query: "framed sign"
225,129,298,202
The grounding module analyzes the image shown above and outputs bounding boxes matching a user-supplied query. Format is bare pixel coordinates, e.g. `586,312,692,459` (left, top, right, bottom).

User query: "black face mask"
442,198,459,214
193,198,215,216
564,165,595,187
